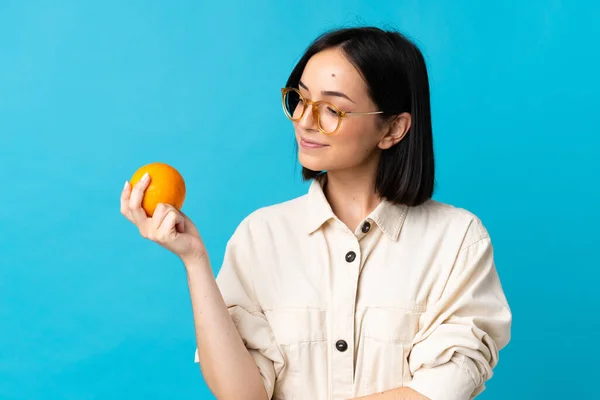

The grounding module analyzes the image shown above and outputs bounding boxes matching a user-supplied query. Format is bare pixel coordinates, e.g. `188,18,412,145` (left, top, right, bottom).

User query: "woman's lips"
300,137,329,149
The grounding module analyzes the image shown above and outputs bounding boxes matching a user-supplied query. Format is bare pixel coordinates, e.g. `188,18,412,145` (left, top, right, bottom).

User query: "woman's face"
292,48,403,174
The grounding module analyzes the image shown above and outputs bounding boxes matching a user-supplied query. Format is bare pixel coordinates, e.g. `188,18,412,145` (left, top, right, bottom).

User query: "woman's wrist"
181,251,210,273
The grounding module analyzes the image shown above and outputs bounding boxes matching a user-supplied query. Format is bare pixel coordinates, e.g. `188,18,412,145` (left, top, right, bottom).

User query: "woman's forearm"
184,255,267,400
350,387,430,400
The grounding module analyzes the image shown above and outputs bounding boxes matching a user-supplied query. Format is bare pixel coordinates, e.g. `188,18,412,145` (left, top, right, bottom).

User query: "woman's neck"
323,164,382,232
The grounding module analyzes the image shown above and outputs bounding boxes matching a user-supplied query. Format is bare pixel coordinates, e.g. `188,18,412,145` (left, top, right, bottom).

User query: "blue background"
1,1,599,399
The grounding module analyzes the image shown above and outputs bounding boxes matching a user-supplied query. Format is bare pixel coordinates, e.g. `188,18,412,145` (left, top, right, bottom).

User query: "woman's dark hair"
285,27,435,206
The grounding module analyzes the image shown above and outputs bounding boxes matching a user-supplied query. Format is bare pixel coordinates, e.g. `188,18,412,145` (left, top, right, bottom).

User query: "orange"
129,162,186,217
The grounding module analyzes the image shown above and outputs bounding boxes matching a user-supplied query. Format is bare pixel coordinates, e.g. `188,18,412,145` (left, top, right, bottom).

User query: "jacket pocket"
358,307,421,395
266,308,328,399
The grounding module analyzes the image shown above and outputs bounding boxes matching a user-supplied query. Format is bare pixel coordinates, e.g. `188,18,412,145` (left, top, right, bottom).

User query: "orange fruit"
129,162,186,217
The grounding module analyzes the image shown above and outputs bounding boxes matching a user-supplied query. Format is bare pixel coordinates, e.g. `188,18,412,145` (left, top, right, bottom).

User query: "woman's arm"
355,220,510,400
120,176,273,399
405,225,512,400
186,255,268,400
350,387,430,400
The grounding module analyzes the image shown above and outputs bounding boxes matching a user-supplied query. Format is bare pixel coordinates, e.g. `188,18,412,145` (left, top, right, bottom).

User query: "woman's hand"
120,173,207,264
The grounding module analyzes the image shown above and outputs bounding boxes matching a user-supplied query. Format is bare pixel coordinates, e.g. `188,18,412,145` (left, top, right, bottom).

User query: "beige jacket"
195,180,512,400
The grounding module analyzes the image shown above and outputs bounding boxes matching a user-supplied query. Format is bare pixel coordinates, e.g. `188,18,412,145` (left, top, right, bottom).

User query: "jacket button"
345,251,356,263
361,222,371,233
335,340,348,352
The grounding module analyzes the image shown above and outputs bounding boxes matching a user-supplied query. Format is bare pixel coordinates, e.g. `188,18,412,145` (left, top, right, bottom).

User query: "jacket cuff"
407,357,479,400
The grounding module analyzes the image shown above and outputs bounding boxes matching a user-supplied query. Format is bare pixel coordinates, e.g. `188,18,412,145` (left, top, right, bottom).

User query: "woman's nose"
297,104,317,131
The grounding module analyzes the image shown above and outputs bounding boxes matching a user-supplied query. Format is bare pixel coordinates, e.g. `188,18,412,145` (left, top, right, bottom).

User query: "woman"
120,27,511,400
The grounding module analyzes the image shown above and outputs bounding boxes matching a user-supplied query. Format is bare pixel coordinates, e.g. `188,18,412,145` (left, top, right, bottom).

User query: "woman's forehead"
301,49,368,98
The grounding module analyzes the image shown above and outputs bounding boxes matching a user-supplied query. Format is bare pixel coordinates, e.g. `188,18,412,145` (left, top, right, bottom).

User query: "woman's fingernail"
142,172,149,181
124,181,129,189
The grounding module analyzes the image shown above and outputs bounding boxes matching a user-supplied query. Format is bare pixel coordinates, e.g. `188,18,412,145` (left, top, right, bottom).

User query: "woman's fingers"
149,203,171,237
156,208,185,243
175,213,185,233
120,175,202,260
148,203,185,241
128,173,151,226
120,181,133,222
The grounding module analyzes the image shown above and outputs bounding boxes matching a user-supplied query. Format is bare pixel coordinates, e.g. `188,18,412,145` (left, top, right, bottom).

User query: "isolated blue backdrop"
1,1,599,399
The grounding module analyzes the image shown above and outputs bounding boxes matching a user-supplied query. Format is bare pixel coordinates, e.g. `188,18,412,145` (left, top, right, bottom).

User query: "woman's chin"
298,154,327,172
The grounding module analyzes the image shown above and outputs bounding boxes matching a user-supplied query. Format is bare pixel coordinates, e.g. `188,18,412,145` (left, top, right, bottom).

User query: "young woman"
120,27,512,400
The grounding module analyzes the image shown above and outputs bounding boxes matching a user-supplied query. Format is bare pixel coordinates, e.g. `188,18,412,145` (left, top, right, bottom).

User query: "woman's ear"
378,112,411,150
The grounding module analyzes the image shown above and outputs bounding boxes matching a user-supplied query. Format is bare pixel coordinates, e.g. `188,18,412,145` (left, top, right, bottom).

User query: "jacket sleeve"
407,224,512,400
